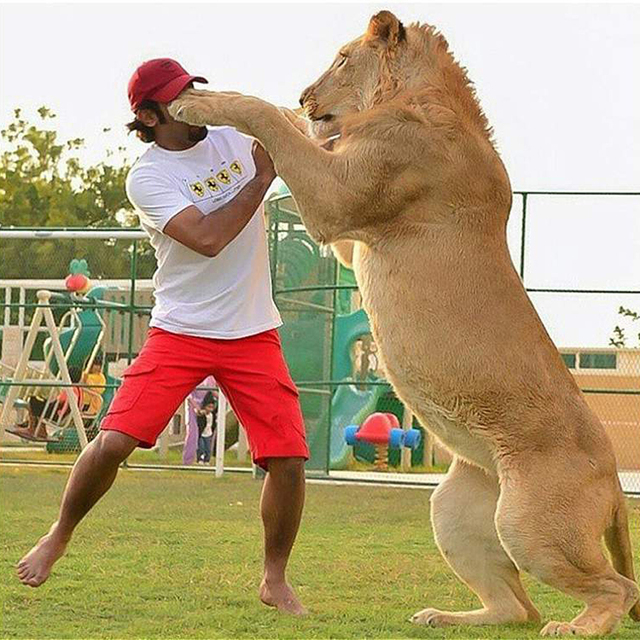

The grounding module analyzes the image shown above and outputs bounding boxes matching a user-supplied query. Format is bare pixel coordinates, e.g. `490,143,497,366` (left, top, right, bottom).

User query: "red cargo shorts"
101,327,309,469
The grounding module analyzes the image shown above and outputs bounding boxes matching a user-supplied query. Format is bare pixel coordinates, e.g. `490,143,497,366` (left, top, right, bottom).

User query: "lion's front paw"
411,608,455,627
168,93,213,126
540,621,589,637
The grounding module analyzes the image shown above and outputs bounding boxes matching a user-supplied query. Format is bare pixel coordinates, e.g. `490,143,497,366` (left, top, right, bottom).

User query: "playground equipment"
0,260,125,449
0,290,93,448
65,259,92,294
345,412,421,471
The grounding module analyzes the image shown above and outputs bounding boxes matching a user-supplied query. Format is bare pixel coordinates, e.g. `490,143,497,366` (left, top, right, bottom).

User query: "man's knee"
93,430,139,464
266,457,305,480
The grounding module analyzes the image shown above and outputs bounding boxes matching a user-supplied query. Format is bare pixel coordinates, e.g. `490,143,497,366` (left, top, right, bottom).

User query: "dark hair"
126,100,166,143
67,366,83,383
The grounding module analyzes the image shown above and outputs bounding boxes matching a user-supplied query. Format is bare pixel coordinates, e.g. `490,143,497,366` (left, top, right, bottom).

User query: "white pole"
159,425,169,460
3,286,11,329
0,230,148,240
237,424,249,462
400,404,413,472
214,392,227,477
18,287,26,346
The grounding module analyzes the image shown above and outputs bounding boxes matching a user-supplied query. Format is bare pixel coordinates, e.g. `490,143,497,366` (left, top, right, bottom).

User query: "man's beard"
187,126,208,142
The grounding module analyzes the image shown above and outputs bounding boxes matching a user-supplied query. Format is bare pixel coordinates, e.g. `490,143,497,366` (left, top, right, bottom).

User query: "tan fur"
169,10,640,635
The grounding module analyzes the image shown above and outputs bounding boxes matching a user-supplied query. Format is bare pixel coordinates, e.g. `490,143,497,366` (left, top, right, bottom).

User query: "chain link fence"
1,191,639,491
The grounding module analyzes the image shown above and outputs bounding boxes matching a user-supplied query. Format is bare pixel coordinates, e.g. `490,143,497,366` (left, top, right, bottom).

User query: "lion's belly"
353,243,496,472
385,370,497,472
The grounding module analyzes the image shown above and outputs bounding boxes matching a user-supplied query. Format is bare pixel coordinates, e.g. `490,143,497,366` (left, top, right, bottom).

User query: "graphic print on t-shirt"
183,158,248,206
217,168,232,185
205,177,221,193
190,181,205,198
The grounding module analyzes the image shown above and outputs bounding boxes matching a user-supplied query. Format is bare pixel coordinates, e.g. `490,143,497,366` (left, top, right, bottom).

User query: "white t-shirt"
202,413,215,438
126,127,282,339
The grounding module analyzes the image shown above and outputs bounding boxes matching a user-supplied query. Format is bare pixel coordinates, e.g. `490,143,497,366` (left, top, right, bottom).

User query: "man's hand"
252,142,276,185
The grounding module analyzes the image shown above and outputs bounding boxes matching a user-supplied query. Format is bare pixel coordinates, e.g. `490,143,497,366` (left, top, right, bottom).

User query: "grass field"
1,467,639,640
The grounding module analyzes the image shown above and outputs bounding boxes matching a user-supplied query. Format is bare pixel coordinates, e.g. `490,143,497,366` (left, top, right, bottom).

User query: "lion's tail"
604,498,640,621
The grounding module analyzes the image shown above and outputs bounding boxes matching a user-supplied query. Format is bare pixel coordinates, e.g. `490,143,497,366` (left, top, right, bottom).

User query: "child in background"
81,354,106,415
8,367,84,441
196,398,218,464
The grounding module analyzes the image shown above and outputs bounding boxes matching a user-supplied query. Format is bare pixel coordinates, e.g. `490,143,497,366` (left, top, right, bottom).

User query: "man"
16,58,309,615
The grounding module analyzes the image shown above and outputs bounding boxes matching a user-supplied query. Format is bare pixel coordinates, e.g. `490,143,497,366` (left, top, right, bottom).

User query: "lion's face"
299,37,380,138
299,11,406,139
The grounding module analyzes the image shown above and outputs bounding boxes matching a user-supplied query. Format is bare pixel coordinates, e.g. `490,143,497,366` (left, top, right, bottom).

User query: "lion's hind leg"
412,457,540,628
495,467,639,637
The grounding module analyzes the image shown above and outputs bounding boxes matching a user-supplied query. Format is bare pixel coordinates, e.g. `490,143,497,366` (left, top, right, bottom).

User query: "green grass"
1,467,639,639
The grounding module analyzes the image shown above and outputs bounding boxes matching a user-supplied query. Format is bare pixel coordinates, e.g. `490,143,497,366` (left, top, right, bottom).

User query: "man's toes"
21,572,36,585
26,572,46,587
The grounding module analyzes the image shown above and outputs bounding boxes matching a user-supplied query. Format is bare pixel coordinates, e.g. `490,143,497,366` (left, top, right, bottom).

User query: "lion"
169,10,640,636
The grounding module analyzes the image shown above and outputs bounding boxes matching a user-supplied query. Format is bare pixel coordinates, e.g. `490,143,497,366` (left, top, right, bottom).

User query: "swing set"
0,288,124,448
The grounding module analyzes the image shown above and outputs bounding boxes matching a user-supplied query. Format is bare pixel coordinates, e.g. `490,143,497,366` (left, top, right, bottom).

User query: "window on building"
561,353,577,369
579,352,617,370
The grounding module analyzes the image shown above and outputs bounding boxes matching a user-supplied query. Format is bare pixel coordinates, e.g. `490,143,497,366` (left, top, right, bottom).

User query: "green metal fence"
1,190,639,490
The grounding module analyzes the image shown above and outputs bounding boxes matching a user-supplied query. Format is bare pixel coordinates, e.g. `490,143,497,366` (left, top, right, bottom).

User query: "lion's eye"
337,54,348,68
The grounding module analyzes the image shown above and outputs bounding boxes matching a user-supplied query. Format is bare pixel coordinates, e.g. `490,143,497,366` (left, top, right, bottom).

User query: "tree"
611,307,640,348
0,107,155,279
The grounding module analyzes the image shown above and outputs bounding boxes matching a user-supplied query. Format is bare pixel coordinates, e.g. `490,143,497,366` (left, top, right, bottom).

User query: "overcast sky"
1,2,639,348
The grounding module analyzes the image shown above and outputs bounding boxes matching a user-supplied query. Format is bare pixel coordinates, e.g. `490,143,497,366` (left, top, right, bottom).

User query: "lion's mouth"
309,113,335,123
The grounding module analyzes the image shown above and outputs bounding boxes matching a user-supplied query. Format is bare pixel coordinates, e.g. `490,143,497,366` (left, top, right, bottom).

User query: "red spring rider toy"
344,412,421,471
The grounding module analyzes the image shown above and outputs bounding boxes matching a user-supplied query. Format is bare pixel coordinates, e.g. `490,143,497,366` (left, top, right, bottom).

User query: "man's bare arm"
164,143,275,257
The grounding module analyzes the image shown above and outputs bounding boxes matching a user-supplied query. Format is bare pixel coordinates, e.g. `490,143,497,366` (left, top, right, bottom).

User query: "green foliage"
611,306,640,348
0,107,155,279
0,107,132,228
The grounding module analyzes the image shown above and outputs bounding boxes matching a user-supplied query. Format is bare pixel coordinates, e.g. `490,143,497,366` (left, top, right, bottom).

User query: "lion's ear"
366,10,406,47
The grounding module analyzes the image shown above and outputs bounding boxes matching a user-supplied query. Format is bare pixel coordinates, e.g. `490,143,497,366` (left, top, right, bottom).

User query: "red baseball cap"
128,58,208,112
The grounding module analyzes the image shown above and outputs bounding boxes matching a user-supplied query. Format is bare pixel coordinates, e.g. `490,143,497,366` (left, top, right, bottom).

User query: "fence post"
214,393,228,477
400,404,413,471
237,424,249,462
127,240,138,364
3,287,11,329
519,192,528,280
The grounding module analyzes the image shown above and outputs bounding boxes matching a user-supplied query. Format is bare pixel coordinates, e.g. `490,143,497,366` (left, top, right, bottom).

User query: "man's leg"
212,329,310,613
203,436,212,463
16,431,138,587
258,457,307,615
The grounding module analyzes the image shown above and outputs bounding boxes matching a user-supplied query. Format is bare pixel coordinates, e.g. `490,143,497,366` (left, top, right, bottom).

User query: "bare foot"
17,524,69,587
259,578,308,615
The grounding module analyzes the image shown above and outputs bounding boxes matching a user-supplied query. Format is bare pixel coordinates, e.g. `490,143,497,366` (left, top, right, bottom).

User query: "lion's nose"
299,86,312,107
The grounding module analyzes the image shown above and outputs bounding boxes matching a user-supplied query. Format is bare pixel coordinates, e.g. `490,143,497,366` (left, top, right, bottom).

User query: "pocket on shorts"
273,370,300,399
272,371,305,435
110,360,158,414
